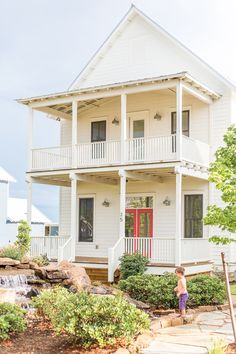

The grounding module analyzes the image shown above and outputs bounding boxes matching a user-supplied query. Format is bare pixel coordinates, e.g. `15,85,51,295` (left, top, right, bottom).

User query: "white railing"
126,135,177,163
32,146,72,171
30,236,69,260
125,237,175,263
182,136,210,166
76,140,120,167
108,237,125,282
58,237,72,262
181,238,210,263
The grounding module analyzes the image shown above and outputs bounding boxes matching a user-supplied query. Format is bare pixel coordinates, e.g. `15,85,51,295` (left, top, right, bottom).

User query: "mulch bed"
0,318,121,354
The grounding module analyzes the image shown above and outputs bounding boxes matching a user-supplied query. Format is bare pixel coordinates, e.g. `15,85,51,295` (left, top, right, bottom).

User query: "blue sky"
1,0,236,222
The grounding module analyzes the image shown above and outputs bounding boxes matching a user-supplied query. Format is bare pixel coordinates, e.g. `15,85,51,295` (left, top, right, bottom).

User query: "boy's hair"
175,266,185,275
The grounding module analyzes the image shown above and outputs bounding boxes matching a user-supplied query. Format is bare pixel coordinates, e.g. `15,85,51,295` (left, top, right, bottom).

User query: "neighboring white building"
18,6,236,280
0,166,53,247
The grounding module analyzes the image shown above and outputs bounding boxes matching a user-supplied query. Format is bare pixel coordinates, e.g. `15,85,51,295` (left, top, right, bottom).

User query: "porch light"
154,112,162,121
102,199,110,207
112,116,119,125
163,197,171,206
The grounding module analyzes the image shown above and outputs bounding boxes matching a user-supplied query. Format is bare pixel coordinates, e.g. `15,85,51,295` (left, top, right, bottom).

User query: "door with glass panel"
91,120,106,160
129,114,145,161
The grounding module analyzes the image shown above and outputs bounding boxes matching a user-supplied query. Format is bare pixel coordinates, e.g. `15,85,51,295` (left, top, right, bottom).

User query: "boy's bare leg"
181,309,186,317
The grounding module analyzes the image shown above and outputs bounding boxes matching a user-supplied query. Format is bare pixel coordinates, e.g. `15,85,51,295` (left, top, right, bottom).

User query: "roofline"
68,4,236,92
17,72,221,105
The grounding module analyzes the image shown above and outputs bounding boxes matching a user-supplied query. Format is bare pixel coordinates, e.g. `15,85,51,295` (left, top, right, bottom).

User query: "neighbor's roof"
7,198,51,224
0,167,16,183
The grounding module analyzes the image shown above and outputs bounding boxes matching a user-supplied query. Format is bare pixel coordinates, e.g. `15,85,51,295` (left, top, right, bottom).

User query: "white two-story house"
18,6,236,281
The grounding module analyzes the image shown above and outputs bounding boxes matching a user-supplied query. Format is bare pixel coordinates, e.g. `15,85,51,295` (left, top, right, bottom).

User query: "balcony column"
72,100,78,168
120,94,127,164
26,177,32,228
119,169,126,238
28,107,34,170
176,82,183,160
175,171,182,266
70,173,78,261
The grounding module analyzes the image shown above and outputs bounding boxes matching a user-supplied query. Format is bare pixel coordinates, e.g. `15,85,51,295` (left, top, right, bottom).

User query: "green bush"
32,254,50,267
119,252,149,280
187,275,226,307
118,273,226,309
15,220,31,256
33,287,150,348
0,303,26,340
0,244,23,261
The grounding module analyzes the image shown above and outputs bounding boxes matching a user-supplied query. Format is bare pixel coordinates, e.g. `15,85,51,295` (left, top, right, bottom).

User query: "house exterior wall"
0,181,9,247
59,177,208,258
5,223,45,245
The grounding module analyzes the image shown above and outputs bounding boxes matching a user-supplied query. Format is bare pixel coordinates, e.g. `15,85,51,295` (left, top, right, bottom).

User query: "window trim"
183,193,203,239
91,119,107,143
77,195,96,244
170,106,191,137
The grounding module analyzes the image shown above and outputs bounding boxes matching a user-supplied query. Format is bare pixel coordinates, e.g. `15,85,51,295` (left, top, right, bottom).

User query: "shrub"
0,303,26,340
118,273,226,309
187,275,226,307
33,287,150,348
0,244,23,261
15,220,31,256
32,254,50,267
119,252,149,280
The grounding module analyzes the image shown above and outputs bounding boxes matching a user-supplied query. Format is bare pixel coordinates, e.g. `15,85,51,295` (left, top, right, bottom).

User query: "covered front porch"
27,162,211,281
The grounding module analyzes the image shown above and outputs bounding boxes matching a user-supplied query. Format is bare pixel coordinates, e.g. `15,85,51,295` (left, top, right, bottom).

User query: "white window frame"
182,190,205,239
77,194,96,244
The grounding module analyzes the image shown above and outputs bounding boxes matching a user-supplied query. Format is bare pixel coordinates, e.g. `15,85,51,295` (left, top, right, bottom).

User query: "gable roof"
7,198,51,224
69,5,236,92
0,167,16,183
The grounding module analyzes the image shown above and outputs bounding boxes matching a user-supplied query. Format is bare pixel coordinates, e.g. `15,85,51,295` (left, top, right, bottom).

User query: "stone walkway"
143,310,235,353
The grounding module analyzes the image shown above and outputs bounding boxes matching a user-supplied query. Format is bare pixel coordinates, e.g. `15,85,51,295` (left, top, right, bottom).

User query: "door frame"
128,110,149,139
125,208,153,238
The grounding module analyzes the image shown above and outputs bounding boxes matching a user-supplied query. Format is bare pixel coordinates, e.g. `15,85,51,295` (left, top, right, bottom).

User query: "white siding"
0,182,9,247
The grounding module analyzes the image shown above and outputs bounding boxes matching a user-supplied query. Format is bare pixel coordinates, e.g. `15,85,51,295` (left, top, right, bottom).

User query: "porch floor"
75,256,108,264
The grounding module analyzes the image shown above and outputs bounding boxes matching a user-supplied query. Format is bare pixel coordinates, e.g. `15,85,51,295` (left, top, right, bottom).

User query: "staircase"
75,257,109,284
85,267,109,283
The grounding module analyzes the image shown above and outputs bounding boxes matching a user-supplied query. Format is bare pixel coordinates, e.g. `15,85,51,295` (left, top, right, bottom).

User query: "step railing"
58,237,73,262
108,237,125,282
30,236,69,260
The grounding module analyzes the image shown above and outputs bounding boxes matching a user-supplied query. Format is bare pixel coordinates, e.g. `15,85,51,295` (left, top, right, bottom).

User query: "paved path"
143,310,235,353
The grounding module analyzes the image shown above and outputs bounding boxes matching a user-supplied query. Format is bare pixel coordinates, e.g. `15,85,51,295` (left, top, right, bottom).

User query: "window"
91,120,106,142
171,110,190,137
184,194,203,238
79,198,94,242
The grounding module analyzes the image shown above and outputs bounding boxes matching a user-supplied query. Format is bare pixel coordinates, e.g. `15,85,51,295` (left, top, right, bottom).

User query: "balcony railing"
31,135,209,171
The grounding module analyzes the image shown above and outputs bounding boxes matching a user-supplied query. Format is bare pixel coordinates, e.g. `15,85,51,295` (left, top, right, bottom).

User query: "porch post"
176,82,183,160
72,100,78,168
175,171,182,266
119,169,126,238
70,173,78,261
120,94,127,164
26,177,32,228
28,107,34,170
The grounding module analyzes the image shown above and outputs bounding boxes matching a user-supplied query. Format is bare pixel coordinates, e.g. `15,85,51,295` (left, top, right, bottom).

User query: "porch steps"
85,267,109,284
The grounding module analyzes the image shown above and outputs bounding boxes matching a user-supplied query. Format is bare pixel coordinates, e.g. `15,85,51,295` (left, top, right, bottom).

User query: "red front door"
125,208,153,257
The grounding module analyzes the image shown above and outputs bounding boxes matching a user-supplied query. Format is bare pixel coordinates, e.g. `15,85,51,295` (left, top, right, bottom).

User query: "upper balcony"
18,73,220,174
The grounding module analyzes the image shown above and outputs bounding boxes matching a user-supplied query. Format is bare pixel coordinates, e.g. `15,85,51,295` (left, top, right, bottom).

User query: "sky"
1,0,236,223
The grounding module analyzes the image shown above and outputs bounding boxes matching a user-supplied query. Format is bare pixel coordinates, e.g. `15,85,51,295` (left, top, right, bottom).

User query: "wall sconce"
154,112,162,121
102,199,110,207
112,116,119,125
163,197,171,206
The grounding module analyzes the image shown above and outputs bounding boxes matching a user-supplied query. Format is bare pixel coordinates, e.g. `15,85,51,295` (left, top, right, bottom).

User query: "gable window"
91,120,106,142
79,198,94,242
171,110,190,137
184,194,203,238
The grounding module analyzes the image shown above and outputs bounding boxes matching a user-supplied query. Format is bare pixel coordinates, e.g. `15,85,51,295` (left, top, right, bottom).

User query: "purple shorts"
179,293,188,311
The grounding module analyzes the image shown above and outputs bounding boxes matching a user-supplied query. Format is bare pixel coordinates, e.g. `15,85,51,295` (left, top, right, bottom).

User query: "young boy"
174,267,188,317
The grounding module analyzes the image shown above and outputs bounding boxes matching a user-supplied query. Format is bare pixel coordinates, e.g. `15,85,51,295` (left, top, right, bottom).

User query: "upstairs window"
184,194,203,238
171,110,190,137
91,120,106,142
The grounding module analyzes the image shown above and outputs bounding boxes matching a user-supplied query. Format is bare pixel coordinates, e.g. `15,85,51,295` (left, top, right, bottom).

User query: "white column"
70,173,78,261
72,100,78,168
120,94,127,164
26,178,32,228
175,172,182,266
28,107,34,170
119,169,126,238
176,82,183,160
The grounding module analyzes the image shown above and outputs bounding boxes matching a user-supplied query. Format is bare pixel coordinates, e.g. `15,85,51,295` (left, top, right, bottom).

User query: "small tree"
15,220,31,255
204,125,236,244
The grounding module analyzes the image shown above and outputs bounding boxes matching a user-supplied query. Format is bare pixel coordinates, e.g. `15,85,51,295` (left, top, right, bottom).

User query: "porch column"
26,177,32,228
120,94,127,164
72,100,78,168
175,171,182,266
28,107,34,170
119,169,126,238
176,82,183,160
70,173,78,261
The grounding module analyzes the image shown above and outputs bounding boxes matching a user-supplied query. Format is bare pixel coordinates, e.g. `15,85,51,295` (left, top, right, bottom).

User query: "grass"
230,283,236,295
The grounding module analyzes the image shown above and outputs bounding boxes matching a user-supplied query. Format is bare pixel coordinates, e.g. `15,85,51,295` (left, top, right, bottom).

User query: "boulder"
46,270,69,280
17,264,30,269
59,261,91,291
90,285,112,295
153,308,175,316
26,287,40,298
135,333,154,349
0,258,20,266
124,295,150,310
114,349,130,354
34,267,47,279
